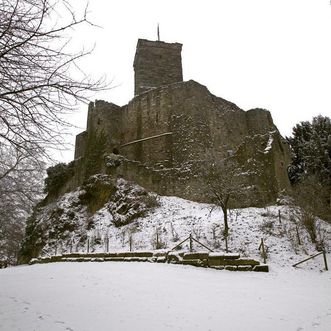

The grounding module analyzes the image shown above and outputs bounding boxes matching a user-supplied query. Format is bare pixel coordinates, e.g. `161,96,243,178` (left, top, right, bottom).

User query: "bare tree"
0,0,108,162
0,0,109,264
0,144,45,265
203,157,245,236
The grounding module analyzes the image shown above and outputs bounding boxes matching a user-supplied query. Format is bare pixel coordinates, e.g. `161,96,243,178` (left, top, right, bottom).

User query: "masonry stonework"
134,39,183,96
71,38,291,207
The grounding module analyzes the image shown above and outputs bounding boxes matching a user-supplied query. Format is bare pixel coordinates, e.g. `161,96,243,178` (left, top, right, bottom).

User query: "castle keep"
134,39,183,95
72,38,291,207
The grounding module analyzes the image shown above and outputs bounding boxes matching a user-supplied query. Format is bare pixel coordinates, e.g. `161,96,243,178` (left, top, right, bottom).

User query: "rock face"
71,38,291,207
19,175,158,263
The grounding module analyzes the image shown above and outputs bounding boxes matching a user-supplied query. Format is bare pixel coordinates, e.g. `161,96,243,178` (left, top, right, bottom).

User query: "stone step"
62,251,155,258
208,258,260,267
182,252,209,260
30,251,268,272
208,253,241,260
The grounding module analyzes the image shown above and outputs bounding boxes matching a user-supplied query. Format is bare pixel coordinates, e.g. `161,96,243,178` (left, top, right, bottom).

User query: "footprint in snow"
54,320,75,330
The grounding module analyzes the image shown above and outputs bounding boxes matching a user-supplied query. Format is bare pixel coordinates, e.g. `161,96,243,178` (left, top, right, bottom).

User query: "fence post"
225,235,228,253
278,210,281,224
156,231,159,249
189,234,193,252
296,225,301,245
105,236,109,253
260,238,266,264
323,250,328,271
87,238,90,253
129,234,133,252
262,238,267,264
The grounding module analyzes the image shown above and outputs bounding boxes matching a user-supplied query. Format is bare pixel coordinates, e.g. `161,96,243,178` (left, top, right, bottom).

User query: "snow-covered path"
0,262,330,331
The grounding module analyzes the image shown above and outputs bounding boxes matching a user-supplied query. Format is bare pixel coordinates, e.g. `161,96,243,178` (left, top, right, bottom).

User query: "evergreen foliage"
287,115,331,186
287,115,331,222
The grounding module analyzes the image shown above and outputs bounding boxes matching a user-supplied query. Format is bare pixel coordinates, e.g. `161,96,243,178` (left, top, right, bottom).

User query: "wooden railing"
171,234,213,252
293,250,328,271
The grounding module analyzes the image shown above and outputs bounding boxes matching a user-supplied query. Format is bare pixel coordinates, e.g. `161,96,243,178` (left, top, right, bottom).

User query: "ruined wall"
246,108,274,135
234,131,291,205
66,35,292,207
71,80,290,206
116,80,278,168
133,39,183,96
74,131,87,159
86,100,123,149
72,79,291,206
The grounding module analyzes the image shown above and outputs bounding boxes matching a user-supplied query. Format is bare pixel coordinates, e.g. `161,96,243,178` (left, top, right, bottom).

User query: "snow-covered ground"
3,195,331,330
0,262,330,331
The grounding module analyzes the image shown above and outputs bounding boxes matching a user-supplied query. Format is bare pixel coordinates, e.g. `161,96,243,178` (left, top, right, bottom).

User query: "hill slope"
20,176,331,269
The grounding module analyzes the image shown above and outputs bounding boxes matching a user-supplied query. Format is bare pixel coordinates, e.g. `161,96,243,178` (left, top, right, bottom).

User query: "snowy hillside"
25,178,331,271
87,196,330,269
3,181,331,331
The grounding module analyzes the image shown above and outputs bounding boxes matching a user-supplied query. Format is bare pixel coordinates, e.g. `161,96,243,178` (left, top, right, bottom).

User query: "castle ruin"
71,38,291,207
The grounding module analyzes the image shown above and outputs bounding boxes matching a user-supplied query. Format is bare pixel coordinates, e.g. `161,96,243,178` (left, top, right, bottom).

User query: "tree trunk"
222,206,229,236
222,195,230,236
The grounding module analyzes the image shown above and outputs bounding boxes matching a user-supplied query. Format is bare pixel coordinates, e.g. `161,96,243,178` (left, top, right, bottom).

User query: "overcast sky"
59,0,331,162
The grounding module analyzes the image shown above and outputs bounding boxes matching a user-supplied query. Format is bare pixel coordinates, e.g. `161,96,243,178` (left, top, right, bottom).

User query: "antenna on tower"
157,23,160,41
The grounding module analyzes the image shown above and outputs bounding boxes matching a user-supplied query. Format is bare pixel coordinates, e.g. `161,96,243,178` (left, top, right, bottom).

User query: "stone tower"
133,39,183,96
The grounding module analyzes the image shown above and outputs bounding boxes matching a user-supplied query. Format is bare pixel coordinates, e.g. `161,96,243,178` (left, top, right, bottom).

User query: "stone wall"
69,36,292,208
133,39,183,96
72,79,291,207
74,131,87,159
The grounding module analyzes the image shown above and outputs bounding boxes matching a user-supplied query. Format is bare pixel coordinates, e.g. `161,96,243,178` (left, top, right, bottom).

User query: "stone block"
181,260,203,267
156,256,166,263
237,265,253,271
225,266,238,271
208,258,259,267
253,265,269,272
167,253,181,263
183,252,209,260
91,258,104,262
208,253,240,260
116,252,153,258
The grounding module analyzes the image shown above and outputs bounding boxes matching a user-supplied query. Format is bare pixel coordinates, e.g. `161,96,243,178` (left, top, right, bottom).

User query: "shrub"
44,162,75,195
258,219,275,235
140,194,160,209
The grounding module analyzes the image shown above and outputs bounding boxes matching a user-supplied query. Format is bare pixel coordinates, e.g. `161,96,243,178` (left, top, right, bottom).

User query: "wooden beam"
121,132,173,148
